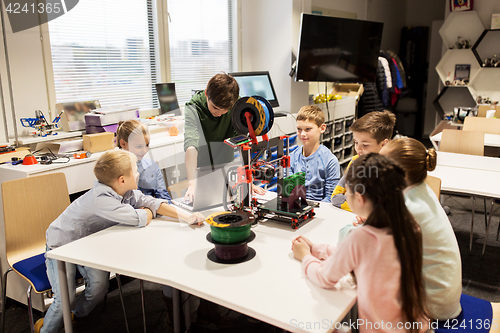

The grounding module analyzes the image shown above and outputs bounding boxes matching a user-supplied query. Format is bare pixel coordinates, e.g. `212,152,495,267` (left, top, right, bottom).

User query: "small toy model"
20,110,62,137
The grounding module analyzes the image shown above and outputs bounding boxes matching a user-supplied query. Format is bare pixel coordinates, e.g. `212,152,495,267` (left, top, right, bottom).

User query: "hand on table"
292,237,312,262
291,235,313,249
187,212,205,225
353,216,366,227
252,183,266,195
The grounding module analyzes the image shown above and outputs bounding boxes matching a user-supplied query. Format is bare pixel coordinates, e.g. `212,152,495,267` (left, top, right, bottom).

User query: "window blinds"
167,0,235,105
48,0,158,110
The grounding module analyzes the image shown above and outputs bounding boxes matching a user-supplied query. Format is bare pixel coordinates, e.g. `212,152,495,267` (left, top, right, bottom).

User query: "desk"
47,197,357,333
429,152,500,254
0,135,184,310
430,132,500,150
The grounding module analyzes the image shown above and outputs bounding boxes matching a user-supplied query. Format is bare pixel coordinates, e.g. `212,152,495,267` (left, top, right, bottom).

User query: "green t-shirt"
184,91,237,167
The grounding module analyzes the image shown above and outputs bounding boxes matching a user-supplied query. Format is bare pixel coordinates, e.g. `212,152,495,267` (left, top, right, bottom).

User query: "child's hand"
353,216,366,227
292,238,311,262
252,183,266,195
291,235,313,250
188,212,205,225
184,184,195,203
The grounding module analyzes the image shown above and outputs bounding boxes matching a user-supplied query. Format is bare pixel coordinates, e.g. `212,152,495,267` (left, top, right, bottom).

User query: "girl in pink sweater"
292,153,429,333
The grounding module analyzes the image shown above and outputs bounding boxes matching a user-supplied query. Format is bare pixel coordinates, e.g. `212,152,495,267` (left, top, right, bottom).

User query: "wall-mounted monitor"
155,83,181,116
229,71,279,108
296,14,384,83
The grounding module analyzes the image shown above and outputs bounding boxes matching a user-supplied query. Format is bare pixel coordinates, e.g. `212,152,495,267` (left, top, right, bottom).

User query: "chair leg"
470,196,476,252
140,280,146,333
482,200,494,256
497,216,500,241
115,274,130,333
27,285,34,333
2,268,12,333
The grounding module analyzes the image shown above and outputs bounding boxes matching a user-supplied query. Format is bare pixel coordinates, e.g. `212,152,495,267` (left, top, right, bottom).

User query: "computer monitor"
229,71,279,108
155,83,181,116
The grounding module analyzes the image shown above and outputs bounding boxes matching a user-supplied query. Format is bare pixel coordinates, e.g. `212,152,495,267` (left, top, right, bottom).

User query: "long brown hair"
383,138,437,186
346,153,427,332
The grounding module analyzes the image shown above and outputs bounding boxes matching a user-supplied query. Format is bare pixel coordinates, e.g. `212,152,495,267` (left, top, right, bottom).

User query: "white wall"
0,10,50,140
445,1,500,26
240,0,309,113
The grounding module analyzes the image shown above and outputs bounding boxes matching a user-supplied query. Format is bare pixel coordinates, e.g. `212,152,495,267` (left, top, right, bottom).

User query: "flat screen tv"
296,14,384,83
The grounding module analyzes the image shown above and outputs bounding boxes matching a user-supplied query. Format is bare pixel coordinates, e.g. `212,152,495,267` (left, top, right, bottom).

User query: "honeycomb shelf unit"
435,49,481,84
439,11,484,50
472,29,500,67
433,86,476,118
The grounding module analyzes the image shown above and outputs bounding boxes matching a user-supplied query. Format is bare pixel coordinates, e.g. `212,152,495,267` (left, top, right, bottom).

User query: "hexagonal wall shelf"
468,68,500,103
435,49,481,84
433,86,476,117
439,11,484,50
472,29,500,67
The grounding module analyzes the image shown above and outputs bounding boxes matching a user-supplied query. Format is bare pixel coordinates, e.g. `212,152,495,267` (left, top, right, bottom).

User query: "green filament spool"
210,224,252,244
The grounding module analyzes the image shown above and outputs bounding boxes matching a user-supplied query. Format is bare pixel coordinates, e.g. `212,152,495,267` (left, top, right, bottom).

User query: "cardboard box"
331,84,364,101
82,132,115,153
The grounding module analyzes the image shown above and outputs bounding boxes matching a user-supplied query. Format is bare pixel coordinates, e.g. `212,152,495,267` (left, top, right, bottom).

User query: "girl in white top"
380,138,462,320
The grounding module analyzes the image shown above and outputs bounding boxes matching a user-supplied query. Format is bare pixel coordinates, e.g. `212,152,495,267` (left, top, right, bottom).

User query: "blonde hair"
383,138,437,186
94,150,137,186
350,110,396,143
296,105,325,127
116,119,149,149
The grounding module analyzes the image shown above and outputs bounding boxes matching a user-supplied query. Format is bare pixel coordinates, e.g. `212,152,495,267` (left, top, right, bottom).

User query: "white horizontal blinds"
167,0,234,105
48,0,158,110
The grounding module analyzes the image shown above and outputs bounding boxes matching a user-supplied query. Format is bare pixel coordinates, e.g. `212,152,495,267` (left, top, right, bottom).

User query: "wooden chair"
463,116,500,135
424,175,441,200
439,130,489,254
440,129,484,156
1,173,130,333
477,105,500,118
168,180,188,199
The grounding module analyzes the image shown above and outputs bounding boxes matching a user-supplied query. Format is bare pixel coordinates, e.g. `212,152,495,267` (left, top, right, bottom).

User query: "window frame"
40,0,241,119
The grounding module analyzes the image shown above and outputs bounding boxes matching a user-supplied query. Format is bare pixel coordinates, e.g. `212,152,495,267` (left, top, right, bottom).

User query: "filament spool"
231,96,274,136
205,211,256,264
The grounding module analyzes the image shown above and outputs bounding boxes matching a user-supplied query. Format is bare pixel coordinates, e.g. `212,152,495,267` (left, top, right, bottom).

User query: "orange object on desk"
73,151,91,159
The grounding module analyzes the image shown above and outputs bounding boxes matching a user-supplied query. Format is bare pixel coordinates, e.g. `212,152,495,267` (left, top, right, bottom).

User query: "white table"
429,152,500,254
430,132,500,150
47,197,357,333
0,134,184,311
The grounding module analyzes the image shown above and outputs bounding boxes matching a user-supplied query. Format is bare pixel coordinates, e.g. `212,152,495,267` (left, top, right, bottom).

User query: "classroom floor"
2,194,500,333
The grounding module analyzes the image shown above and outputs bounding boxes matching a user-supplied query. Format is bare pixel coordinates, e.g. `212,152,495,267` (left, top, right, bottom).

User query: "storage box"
84,108,139,127
36,138,83,154
82,132,115,153
331,84,364,101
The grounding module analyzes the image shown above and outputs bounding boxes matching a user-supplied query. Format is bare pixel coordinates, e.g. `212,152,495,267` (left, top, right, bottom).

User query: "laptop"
172,165,228,211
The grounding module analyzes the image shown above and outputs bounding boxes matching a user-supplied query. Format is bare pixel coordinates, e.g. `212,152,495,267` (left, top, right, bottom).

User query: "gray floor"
2,195,500,333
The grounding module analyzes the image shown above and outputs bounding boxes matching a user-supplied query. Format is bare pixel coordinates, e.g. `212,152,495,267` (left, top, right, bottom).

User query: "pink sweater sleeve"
301,229,366,289
310,243,336,259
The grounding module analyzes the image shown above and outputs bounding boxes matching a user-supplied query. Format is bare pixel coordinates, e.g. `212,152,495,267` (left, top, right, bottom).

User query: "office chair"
1,173,129,333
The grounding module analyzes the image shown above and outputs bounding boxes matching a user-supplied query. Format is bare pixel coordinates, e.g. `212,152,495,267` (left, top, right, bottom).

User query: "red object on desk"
22,155,38,165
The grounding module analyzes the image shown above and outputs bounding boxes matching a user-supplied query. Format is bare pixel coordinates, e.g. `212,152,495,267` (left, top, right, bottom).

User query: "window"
48,0,158,110
167,0,236,104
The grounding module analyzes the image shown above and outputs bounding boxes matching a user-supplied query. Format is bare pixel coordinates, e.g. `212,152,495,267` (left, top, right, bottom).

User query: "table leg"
56,260,74,333
182,291,191,331
172,288,181,333
482,200,494,256
350,302,358,333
